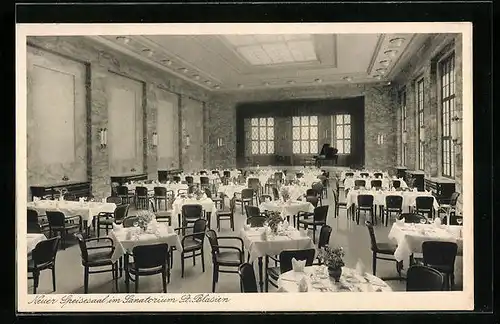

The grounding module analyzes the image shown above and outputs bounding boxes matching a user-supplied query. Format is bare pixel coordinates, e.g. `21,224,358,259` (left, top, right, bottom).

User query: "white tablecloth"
126,183,188,194
180,174,220,184
171,197,217,222
343,178,392,190
218,185,247,199
278,265,392,292
109,223,182,262
27,233,47,254
280,185,309,200
27,201,116,226
387,223,463,262
340,170,389,181
259,200,314,218
345,190,439,211
240,227,315,263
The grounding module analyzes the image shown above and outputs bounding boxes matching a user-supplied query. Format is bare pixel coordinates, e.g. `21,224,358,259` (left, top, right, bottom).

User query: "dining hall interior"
24,32,465,295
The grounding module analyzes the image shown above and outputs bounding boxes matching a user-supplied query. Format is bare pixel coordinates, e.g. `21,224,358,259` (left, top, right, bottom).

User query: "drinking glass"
133,221,139,228
456,217,463,226
419,218,427,225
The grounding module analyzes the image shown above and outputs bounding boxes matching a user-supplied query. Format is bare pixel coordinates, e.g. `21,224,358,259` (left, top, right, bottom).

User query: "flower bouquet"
280,187,291,202
194,187,204,200
266,211,282,234
57,187,68,201
136,210,156,231
319,246,345,282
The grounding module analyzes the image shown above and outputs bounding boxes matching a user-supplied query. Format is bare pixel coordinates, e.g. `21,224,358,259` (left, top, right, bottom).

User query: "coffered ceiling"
89,33,430,92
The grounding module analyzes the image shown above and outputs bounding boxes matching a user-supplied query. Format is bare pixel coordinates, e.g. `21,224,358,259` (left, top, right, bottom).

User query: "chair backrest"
311,182,324,193
122,216,139,227
200,170,207,175
212,170,220,176
406,265,445,291
354,179,366,188
279,249,316,273
274,172,283,180
107,196,122,205
136,186,148,197
63,194,78,201
248,178,260,190
185,176,194,184
305,195,319,208
245,205,261,218
238,263,258,293
296,172,304,179
365,221,378,251
306,189,318,197
357,194,374,207
32,236,60,267
370,180,382,188
200,176,209,185
318,225,332,249
345,172,354,178
154,186,167,196
132,243,169,269
373,172,383,179
204,188,212,198
247,216,267,227
385,195,403,209
27,209,39,224
192,218,208,241
229,197,236,213
223,171,231,178
182,204,203,220
415,196,434,210
313,205,329,222
28,222,42,233
449,192,460,206
74,233,89,262
173,175,181,183
114,204,130,222
46,211,66,228
241,188,254,199
206,229,219,254
422,241,458,269
359,172,369,178
398,212,428,224
272,187,280,200
116,186,129,196
392,180,401,188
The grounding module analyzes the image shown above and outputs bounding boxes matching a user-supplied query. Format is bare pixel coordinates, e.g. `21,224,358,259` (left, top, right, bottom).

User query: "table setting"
171,189,217,224
259,195,314,220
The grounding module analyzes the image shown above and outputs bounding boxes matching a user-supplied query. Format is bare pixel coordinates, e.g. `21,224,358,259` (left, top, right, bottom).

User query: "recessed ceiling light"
264,82,270,87
287,80,295,85
238,84,244,88
314,78,323,83
116,36,130,44
142,49,153,57
379,59,391,67
205,80,212,85
376,68,387,75
384,49,398,58
161,59,172,66
389,37,405,47
181,68,188,73
343,76,353,82
214,85,220,89
194,75,200,80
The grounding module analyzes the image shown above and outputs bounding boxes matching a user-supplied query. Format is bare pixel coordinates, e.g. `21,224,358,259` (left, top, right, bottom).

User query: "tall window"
334,114,351,154
400,90,407,165
251,117,274,154
292,116,318,154
416,78,425,170
441,54,456,178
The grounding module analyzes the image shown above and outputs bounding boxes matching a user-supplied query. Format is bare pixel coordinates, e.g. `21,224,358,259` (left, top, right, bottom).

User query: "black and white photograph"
16,22,473,312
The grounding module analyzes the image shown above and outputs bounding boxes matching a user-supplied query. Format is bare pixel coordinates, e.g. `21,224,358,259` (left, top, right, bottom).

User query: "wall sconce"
402,130,408,144
451,115,462,144
152,132,158,147
186,135,190,147
419,126,426,143
99,128,107,148
217,138,223,147
377,134,385,145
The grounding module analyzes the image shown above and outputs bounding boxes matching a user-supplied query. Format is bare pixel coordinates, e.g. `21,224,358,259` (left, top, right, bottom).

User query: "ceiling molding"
87,35,216,91
367,34,385,75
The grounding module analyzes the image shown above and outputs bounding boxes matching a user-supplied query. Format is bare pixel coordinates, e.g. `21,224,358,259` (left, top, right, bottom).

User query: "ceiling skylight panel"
283,34,311,41
237,45,272,65
263,43,294,63
224,35,257,46
253,35,285,43
291,40,317,61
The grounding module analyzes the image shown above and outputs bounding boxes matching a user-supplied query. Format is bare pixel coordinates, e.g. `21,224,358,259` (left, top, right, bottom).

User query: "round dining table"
278,265,392,292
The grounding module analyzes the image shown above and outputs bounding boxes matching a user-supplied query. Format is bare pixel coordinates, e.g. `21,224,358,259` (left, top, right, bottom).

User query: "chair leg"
52,266,56,292
162,269,167,293
372,253,377,275
135,275,139,293
312,227,316,244
201,249,205,272
33,271,39,294
84,267,89,294
212,265,218,293
193,252,196,266
450,273,455,290
181,254,185,278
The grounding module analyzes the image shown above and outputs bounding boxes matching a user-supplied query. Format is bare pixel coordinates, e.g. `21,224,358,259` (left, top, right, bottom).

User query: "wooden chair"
28,236,60,294
384,195,403,226
422,241,458,290
356,194,375,225
235,188,255,213
46,211,81,250
116,186,134,205
135,186,149,210
365,221,401,278
175,218,207,278
265,249,315,292
216,196,236,231
206,230,244,292
238,263,258,293
125,243,170,293
406,265,445,291
296,205,329,244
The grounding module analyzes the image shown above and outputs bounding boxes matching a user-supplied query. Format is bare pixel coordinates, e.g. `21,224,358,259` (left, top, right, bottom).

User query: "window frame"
292,116,319,155
416,77,425,170
439,52,456,178
333,114,352,154
250,117,275,155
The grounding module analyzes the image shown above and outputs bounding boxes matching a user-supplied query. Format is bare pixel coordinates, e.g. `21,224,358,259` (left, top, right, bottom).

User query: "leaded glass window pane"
344,125,351,138
301,127,309,139
292,141,301,153
259,127,266,140
251,118,258,126
267,118,274,126
301,116,308,126
310,116,318,125
292,117,300,126
336,140,343,153
267,141,274,154
292,127,300,140
310,127,318,139
345,140,351,154
267,127,274,139
260,141,266,153
251,141,259,154
251,127,258,139
310,141,318,153
301,141,309,154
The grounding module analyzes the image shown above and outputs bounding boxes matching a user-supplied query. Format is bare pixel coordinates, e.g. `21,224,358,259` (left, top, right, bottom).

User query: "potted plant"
136,210,155,231
266,211,282,234
280,187,291,202
319,246,345,282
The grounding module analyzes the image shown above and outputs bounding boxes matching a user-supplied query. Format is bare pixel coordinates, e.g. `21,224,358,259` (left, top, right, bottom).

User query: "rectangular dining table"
240,226,315,292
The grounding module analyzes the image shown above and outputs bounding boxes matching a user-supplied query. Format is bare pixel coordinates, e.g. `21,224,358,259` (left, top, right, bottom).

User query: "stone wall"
205,83,398,170
393,33,464,210
27,36,210,198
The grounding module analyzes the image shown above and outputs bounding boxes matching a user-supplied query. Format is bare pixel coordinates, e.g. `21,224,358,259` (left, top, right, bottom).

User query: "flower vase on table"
319,246,345,283
267,211,282,234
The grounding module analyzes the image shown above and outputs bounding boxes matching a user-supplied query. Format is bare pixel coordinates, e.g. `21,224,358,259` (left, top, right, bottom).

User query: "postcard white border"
16,22,474,312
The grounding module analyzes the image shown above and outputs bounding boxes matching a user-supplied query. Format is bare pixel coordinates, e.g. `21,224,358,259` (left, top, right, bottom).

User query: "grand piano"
314,143,338,167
